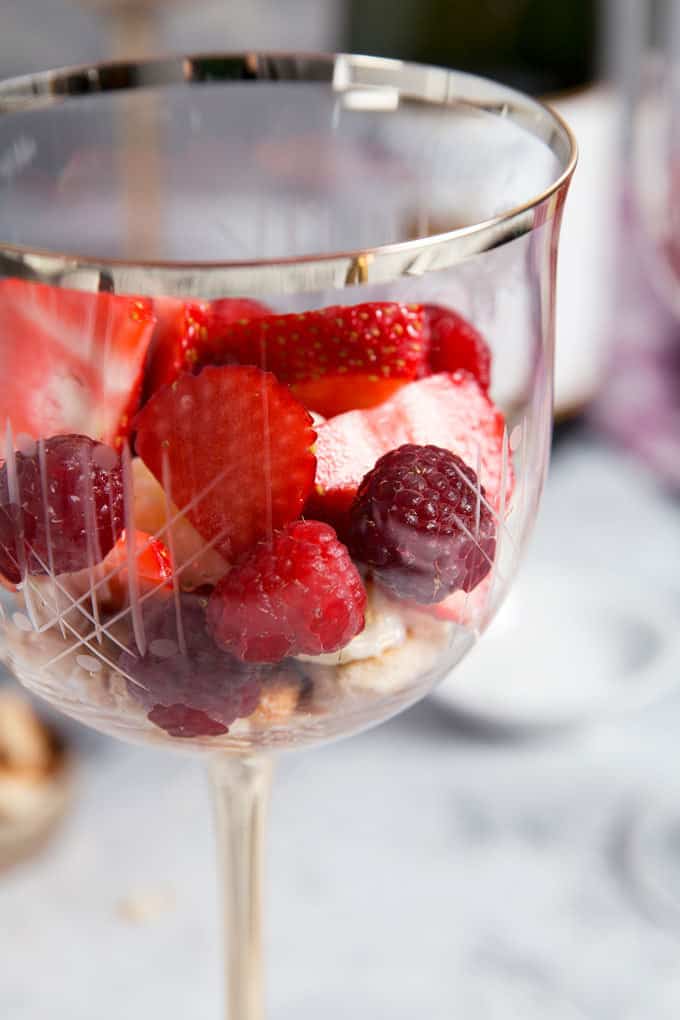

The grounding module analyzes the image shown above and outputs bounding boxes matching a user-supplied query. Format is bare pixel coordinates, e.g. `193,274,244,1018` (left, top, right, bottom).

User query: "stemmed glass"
609,0,680,928
0,54,575,1017
628,0,680,310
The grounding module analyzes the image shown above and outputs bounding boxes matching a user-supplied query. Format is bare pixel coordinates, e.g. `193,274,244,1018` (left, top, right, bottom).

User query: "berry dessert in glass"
0,54,576,1018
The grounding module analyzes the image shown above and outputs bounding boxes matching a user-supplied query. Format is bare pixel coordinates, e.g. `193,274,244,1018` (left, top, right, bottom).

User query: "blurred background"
1,2,680,1019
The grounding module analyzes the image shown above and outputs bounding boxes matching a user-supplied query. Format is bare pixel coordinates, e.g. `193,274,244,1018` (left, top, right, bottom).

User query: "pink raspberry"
207,520,367,663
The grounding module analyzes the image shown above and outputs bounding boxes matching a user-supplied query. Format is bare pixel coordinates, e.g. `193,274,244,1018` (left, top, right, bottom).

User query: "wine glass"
627,0,680,312
604,0,680,932
0,53,575,1017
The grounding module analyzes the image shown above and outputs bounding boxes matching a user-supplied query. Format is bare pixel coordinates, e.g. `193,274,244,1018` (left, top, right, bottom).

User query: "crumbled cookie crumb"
0,692,53,773
251,673,304,724
117,886,176,924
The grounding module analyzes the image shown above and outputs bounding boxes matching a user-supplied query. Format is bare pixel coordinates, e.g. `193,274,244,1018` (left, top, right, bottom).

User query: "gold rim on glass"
0,52,578,298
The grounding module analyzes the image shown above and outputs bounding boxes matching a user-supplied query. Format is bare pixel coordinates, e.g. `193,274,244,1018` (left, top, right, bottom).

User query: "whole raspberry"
348,444,496,604
120,596,264,738
0,434,125,583
207,520,367,663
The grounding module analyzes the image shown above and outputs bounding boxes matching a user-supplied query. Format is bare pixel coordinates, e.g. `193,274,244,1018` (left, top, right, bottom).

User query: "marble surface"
2,429,680,1020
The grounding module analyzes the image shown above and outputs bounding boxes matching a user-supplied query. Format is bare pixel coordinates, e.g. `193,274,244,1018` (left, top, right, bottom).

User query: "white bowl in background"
432,560,680,733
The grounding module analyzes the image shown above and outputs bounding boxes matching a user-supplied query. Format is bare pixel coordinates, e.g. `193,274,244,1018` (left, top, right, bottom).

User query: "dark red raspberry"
0,434,125,583
120,597,264,738
147,704,234,740
207,520,367,663
348,443,496,604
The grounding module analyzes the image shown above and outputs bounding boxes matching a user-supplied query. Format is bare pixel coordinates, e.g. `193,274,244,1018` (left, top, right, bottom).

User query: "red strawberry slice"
291,376,405,418
134,365,317,560
145,297,210,395
308,371,512,533
400,575,493,626
145,296,270,396
209,298,271,335
86,528,173,610
209,302,428,417
424,305,491,392
104,529,173,604
430,575,493,623
68,527,174,610
0,278,154,449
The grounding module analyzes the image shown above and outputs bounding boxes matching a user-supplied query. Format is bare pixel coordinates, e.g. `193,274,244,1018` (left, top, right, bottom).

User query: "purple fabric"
591,192,680,491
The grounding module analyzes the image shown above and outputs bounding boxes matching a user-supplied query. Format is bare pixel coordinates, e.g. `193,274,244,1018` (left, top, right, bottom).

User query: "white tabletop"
2,429,680,1020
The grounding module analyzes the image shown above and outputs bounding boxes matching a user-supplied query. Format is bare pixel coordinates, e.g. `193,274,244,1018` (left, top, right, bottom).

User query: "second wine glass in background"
594,0,680,490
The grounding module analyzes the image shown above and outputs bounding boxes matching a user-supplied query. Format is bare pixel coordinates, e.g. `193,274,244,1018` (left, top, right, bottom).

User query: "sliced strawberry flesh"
66,527,173,610
145,296,270,397
209,298,271,336
134,365,317,560
423,304,492,392
102,529,173,606
0,278,155,449
309,371,512,533
290,376,404,418
207,301,428,417
145,297,210,395
396,575,493,625
131,456,229,591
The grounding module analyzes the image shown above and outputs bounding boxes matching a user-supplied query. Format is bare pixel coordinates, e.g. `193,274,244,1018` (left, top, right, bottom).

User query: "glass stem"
209,754,274,1020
